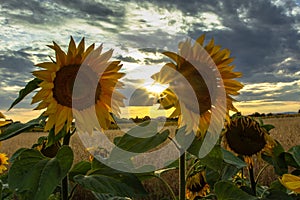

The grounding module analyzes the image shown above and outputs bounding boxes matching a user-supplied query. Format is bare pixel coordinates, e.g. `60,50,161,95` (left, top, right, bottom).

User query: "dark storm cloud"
116,55,140,63
0,51,35,85
0,0,125,29
128,0,300,84
0,0,299,111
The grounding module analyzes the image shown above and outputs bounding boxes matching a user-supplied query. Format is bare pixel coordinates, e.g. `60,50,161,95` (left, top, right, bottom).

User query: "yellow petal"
36,62,59,72
196,34,205,46
31,89,51,104
280,174,300,193
77,38,85,55
32,70,52,82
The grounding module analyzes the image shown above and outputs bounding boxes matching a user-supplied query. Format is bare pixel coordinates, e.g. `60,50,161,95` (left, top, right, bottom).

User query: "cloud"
128,88,156,106
0,0,299,118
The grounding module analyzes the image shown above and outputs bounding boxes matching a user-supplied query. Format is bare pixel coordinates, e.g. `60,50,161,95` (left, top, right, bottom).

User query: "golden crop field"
0,116,299,199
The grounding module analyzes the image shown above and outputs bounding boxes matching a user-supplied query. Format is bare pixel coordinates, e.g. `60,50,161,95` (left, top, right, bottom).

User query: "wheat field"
0,116,299,199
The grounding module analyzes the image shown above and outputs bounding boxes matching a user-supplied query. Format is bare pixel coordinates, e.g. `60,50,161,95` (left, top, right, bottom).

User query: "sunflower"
279,174,300,194
0,153,9,174
0,112,5,119
32,37,125,134
152,34,243,138
222,116,275,166
186,170,210,199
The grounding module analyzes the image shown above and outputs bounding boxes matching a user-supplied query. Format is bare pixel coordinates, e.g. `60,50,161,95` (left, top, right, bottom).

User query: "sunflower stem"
255,164,269,184
248,165,256,195
179,149,186,200
62,131,71,200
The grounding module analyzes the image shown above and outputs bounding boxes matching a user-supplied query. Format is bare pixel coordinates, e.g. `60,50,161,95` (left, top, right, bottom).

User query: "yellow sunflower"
152,34,243,138
0,112,5,119
222,116,275,166
0,153,9,174
186,170,210,199
279,174,300,194
32,37,125,134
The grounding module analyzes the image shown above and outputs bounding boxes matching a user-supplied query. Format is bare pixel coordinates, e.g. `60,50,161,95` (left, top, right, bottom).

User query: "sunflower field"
0,36,299,200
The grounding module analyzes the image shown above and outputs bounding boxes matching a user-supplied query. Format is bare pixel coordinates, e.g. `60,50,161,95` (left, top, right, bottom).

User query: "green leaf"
69,161,91,182
114,123,170,153
222,148,247,169
8,146,73,200
269,180,287,192
200,145,223,172
261,124,275,132
92,192,132,200
0,113,47,141
288,145,300,167
283,152,299,168
8,78,42,110
262,189,293,200
221,164,240,181
47,125,67,147
214,181,258,200
75,159,147,198
74,175,137,197
262,141,288,175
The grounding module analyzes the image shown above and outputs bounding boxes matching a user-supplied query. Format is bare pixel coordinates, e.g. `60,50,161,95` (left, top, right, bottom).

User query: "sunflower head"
186,170,210,199
279,174,300,194
222,116,275,166
32,37,125,134
0,153,9,174
152,34,243,138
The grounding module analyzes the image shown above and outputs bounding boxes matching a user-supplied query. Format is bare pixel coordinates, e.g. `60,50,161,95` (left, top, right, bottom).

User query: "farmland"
0,116,299,199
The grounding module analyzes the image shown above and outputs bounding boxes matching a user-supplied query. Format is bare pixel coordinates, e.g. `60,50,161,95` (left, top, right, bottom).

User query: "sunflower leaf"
262,141,288,175
200,145,223,172
287,145,300,168
261,124,275,132
8,78,42,111
222,148,247,169
214,181,258,200
0,113,47,141
74,159,147,198
69,161,91,182
8,146,73,200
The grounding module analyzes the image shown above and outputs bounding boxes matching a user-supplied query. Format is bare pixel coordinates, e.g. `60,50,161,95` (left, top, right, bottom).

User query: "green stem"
255,164,269,184
179,150,186,200
62,131,71,200
248,165,256,195
68,184,79,200
185,159,199,180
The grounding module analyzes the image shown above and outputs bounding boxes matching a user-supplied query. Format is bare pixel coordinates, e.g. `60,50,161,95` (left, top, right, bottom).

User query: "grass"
0,116,299,199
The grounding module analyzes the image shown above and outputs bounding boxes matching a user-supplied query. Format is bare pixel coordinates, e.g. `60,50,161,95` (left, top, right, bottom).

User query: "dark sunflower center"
173,61,212,114
53,64,101,110
225,118,267,156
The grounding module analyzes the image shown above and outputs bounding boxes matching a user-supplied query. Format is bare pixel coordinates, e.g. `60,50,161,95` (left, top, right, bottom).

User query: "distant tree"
250,112,261,117
298,109,300,114
143,116,151,121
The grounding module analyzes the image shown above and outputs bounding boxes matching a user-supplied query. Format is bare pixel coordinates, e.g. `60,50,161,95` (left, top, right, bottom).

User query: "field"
0,116,299,199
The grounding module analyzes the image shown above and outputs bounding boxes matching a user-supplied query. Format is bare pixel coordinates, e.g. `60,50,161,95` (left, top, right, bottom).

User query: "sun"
144,83,168,96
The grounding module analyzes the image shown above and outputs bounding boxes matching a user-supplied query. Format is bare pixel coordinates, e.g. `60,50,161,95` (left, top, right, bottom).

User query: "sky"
0,0,299,122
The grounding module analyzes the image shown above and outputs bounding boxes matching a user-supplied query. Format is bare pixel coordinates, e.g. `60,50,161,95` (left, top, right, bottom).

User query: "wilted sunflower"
0,153,9,173
222,116,275,166
32,37,125,134
152,34,243,138
186,170,210,200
